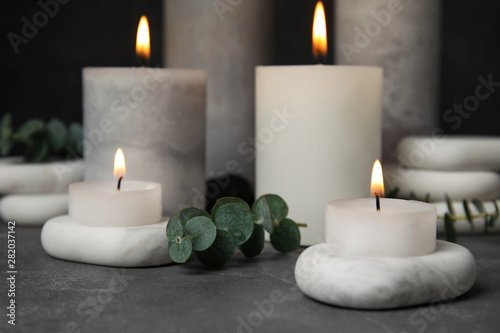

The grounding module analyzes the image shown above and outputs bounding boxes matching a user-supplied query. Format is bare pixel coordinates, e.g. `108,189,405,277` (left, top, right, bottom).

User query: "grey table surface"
0,223,499,333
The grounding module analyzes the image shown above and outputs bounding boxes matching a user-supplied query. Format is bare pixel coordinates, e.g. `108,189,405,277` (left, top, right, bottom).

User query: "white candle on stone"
83,16,206,216
68,148,162,227
325,160,437,257
256,3,382,245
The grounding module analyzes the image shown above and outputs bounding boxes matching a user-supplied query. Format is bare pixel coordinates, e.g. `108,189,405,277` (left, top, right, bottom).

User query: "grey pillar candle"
335,0,441,163
164,0,272,189
83,67,206,216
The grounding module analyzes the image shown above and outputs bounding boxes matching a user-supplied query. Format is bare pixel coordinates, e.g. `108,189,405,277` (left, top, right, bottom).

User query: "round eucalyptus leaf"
251,196,273,233
169,237,192,263
213,203,254,246
179,207,211,227
0,113,12,147
16,119,44,141
195,229,235,267
263,194,289,222
185,216,217,251
1,140,13,156
67,123,83,154
238,224,265,258
211,197,250,217
270,218,301,253
46,118,67,152
166,216,184,243
24,132,49,162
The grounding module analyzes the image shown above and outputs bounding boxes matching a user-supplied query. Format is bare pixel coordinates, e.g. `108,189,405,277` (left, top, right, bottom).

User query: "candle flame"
136,15,150,62
312,1,327,59
114,148,126,179
371,159,384,197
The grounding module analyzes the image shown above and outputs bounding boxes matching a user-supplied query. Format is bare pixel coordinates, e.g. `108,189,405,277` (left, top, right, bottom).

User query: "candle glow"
312,1,327,58
136,15,150,63
114,148,126,179
370,159,384,197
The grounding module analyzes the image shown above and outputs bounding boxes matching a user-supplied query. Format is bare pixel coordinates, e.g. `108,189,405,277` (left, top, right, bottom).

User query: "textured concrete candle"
335,0,441,163
164,0,272,188
83,68,206,215
256,66,382,245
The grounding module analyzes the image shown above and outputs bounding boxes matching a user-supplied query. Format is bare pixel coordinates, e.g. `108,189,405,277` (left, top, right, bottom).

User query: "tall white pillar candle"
164,0,272,188
256,66,383,245
83,68,206,215
335,0,441,163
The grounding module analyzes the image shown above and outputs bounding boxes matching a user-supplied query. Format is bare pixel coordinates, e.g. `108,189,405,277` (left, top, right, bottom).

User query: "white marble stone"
0,157,84,194
41,216,172,267
335,0,441,163
434,200,500,234
295,241,476,309
0,193,68,226
384,164,500,201
397,136,500,171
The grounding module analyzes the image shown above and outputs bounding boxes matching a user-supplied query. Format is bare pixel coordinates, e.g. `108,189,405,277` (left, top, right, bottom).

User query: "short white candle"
68,148,162,227
68,180,161,228
325,160,437,257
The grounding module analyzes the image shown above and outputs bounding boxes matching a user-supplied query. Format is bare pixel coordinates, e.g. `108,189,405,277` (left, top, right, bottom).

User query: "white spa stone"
41,215,171,267
295,241,476,309
397,136,500,171
384,165,500,201
434,200,500,234
0,157,84,194
0,193,69,226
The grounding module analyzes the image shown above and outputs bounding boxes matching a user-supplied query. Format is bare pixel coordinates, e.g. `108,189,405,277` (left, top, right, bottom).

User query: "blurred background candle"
164,0,272,190
256,2,382,245
83,16,206,216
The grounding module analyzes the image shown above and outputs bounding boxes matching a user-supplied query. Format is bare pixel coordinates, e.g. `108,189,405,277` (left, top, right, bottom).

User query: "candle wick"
374,192,381,211
117,176,123,191
138,55,148,68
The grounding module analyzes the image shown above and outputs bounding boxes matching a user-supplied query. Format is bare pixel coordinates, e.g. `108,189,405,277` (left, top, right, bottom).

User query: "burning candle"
83,15,206,216
68,148,162,227
256,1,383,245
325,160,437,257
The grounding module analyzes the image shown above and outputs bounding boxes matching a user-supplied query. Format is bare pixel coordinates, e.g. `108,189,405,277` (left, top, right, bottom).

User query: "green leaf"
423,193,431,203
166,216,184,243
1,140,13,156
251,196,273,233
67,123,83,154
16,119,44,141
213,203,254,246
260,194,288,224
24,132,49,162
444,213,456,243
184,216,217,251
462,199,475,233
46,118,67,152
238,224,265,258
489,200,499,228
270,218,301,253
195,229,235,267
408,191,418,201
179,207,211,227
211,197,250,217
471,198,488,233
0,113,13,148
445,194,456,216
169,237,192,263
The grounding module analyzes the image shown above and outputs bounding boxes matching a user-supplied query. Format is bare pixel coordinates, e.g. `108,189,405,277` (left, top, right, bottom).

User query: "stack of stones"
0,157,83,225
384,136,500,233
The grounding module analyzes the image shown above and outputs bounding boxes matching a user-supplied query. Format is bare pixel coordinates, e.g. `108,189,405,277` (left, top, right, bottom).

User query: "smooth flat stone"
384,164,500,201
434,200,500,234
0,193,68,226
295,241,476,309
0,157,84,194
41,216,172,267
397,136,500,171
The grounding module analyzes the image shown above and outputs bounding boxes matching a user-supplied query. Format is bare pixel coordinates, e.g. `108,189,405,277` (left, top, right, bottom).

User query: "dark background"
1,0,500,135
